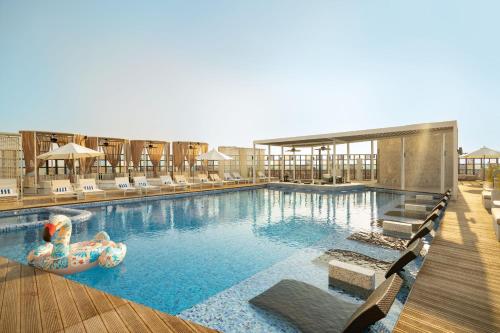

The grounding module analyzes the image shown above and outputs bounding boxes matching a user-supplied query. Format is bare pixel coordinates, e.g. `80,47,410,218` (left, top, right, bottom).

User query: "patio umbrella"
197,148,233,175
461,146,500,180
461,146,500,158
37,142,104,176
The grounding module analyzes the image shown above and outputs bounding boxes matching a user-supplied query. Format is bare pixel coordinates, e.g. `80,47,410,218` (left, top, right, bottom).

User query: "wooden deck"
0,256,216,333
394,182,500,332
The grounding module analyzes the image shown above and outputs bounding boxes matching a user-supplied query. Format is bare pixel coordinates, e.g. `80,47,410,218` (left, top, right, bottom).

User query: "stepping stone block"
416,194,434,201
404,204,427,212
328,260,375,299
483,190,492,209
492,208,500,241
383,220,413,239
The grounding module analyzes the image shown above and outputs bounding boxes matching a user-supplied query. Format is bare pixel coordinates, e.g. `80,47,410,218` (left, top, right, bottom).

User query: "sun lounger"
51,179,78,202
174,175,201,189
133,176,161,195
492,208,500,241
257,171,278,182
77,178,105,198
491,190,500,208
250,273,403,333
114,177,140,196
231,172,250,183
0,179,19,201
196,174,221,188
159,175,186,192
210,173,234,186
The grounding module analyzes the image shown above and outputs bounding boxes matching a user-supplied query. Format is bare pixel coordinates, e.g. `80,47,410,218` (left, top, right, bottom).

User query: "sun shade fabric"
130,140,145,170
384,238,424,278
461,146,500,158
172,142,188,170
147,142,165,175
172,142,208,170
249,274,403,333
197,148,233,161
83,136,98,174
102,141,123,172
20,131,36,174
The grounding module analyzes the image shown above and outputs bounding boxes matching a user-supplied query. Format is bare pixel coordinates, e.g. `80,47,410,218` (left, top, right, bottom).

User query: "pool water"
0,188,404,316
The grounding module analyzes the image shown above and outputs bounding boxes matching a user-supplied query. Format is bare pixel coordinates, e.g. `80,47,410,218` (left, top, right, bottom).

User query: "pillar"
401,137,405,190
346,143,350,182
252,143,256,184
370,140,375,181
332,140,337,185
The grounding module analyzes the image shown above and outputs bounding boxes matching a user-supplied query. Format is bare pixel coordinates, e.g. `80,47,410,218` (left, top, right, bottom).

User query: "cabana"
129,140,169,177
254,121,459,196
172,141,208,182
0,132,22,199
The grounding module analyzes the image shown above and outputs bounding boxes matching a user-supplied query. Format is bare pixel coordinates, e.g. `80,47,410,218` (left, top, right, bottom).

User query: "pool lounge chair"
250,273,403,333
174,174,202,190
51,179,78,202
230,172,251,183
0,179,19,201
257,171,278,182
196,174,221,188
114,177,140,197
159,175,186,192
133,176,161,195
210,173,234,186
77,178,105,199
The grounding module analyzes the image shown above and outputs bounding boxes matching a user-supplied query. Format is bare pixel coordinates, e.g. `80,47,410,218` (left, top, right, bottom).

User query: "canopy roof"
254,121,457,147
37,143,104,160
197,148,233,161
461,146,500,158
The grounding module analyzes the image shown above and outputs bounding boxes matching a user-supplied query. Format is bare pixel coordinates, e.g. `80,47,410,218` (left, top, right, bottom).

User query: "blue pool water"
0,188,405,317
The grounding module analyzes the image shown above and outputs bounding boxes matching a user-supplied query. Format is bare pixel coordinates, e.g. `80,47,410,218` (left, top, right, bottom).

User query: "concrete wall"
218,146,265,178
377,130,454,192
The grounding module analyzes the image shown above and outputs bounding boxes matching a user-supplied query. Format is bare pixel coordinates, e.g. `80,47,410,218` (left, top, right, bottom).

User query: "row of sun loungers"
47,173,256,202
482,182,500,241
250,190,451,333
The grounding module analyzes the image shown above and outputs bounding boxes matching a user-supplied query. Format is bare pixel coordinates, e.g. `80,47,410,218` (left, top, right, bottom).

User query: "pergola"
253,121,458,195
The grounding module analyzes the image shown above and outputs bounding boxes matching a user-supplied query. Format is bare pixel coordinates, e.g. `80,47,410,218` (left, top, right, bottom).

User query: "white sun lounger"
133,176,161,195
77,178,106,199
51,179,78,202
114,177,140,196
231,172,251,183
174,175,202,190
159,175,186,192
211,173,234,185
0,179,19,201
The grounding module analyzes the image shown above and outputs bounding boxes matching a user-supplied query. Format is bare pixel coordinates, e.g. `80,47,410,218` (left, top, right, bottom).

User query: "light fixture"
50,134,58,143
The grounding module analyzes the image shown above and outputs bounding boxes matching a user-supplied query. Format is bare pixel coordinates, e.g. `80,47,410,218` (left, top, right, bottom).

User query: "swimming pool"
0,187,414,332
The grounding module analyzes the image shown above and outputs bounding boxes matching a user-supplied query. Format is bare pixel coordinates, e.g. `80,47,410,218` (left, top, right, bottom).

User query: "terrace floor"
394,182,500,332
0,256,216,333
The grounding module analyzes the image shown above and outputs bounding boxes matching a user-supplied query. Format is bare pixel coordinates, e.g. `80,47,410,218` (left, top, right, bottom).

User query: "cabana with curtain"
98,137,129,179
20,130,77,194
129,140,169,177
172,141,208,177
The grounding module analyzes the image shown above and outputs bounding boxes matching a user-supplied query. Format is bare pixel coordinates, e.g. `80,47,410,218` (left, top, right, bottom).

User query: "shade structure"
461,146,500,158
196,148,233,161
37,143,104,160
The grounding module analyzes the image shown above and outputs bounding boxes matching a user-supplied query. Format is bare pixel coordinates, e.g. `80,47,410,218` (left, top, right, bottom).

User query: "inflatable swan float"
28,215,127,275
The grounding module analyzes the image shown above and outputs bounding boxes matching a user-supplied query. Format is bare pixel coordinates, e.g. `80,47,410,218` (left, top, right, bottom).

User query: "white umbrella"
196,148,233,177
197,148,233,161
37,143,104,176
461,146,500,158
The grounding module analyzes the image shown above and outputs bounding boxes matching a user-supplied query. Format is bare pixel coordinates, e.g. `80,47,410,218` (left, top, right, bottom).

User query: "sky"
0,0,498,154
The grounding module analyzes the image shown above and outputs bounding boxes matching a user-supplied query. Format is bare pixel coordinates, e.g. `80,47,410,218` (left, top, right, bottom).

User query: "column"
441,133,446,193
280,146,284,181
268,144,271,182
293,148,296,180
401,137,406,190
370,140,375,181
453,128,458,198
252,143,256,184
310,147,314,182
332,140,337,185
33,131,37,194
346,143,350,182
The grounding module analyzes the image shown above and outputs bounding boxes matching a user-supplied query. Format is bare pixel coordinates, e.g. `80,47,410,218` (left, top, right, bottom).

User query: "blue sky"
0,1,498,153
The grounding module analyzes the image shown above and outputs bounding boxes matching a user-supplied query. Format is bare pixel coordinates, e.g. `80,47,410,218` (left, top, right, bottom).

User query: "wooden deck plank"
34,269,64,333
0,260,21,333
66,279,99,322
49,274,82,329
113,303,152,333
395,183,500,333
129,302,176,332
20,264,42,333
84,285,130,333
0,256,10,329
